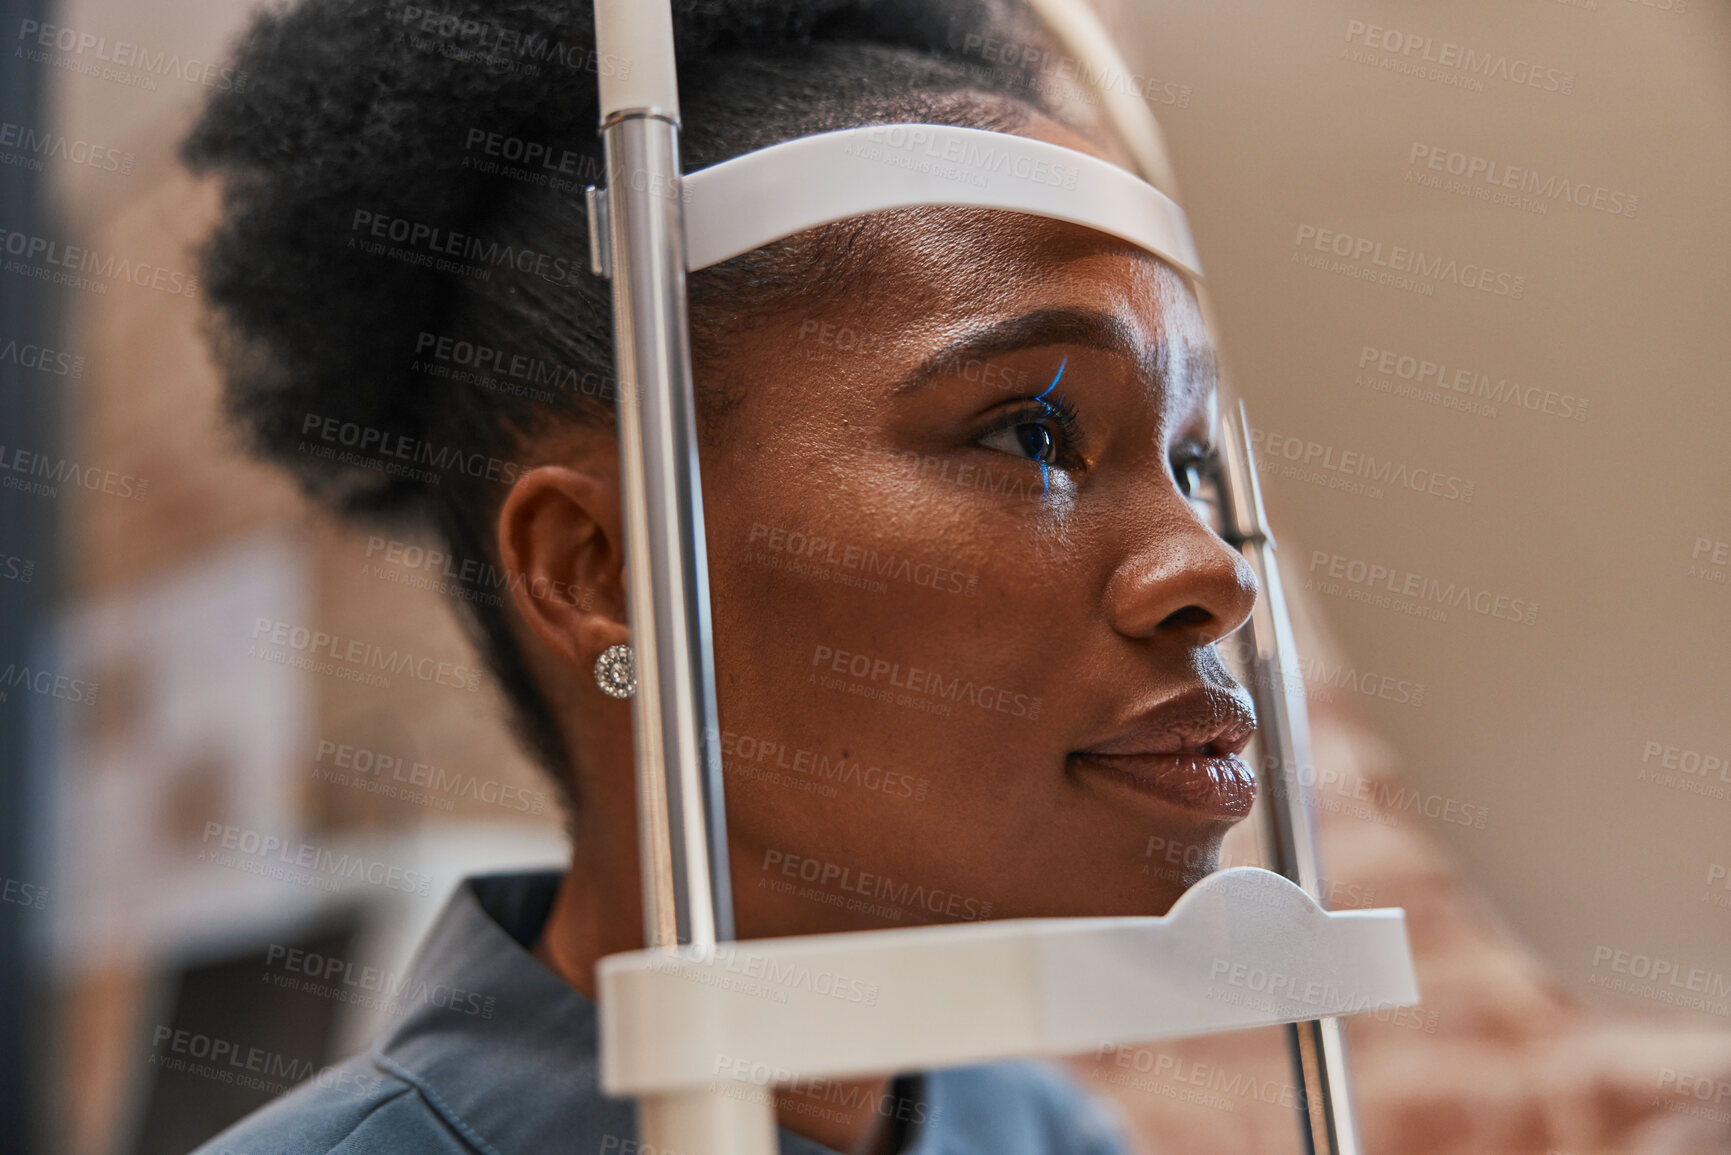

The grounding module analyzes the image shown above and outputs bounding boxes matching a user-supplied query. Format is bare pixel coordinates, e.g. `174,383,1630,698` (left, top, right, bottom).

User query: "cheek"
698,449,1075,839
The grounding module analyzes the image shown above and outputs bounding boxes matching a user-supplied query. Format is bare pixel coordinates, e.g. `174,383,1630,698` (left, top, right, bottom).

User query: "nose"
1102,498,1259,647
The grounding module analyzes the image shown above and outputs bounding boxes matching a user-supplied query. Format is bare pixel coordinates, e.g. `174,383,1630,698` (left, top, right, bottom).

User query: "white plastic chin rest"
598,867,1418,1095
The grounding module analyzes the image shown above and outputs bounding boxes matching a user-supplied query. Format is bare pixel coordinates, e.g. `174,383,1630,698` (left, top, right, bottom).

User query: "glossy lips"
1068,685,1258,817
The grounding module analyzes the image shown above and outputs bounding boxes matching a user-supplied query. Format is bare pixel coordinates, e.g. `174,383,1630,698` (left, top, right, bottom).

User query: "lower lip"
1068,752,1257,818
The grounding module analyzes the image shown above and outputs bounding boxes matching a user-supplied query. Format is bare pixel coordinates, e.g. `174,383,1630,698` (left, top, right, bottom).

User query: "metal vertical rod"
600,115,735,951
592,8,771,1148
594,0,734,954
1215,401,1362,1155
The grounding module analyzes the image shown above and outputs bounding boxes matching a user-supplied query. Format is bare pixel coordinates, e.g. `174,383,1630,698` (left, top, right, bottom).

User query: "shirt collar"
373,872,865,1155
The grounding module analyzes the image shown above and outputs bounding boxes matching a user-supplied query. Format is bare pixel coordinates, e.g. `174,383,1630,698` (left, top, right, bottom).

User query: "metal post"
592,3,768,1147
599,110,733,953
592,0,734,954
1215,402,1362,1155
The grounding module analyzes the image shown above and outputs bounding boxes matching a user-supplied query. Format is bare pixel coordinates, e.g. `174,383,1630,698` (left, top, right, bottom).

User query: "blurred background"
0,0,1726,1152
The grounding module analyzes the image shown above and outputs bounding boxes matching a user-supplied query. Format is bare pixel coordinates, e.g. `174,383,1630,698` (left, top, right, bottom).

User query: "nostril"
1158,604,1212,629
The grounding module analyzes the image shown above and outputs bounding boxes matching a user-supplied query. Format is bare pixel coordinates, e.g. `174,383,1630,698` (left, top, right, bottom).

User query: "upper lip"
1074,684,1257,759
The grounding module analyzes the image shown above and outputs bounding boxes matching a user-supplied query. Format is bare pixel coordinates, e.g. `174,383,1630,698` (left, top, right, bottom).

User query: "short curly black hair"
182,0,1069,808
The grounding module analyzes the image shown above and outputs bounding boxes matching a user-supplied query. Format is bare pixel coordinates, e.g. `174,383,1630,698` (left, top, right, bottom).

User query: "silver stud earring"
594,643,637,698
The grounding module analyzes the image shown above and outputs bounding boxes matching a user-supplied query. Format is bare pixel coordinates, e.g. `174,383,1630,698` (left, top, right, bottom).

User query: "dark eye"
977,389,1084,468
1171,440,1211,498
983,420,1060,464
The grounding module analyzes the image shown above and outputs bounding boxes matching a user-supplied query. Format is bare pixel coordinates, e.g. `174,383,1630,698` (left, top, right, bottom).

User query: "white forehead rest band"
674,122,1202,280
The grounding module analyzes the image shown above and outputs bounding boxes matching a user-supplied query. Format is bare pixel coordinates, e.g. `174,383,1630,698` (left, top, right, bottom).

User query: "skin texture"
503,114,1259,1155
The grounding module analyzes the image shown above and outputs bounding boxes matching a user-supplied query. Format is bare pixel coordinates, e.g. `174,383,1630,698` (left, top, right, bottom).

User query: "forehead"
842,111,1209,364
841,202,1216,405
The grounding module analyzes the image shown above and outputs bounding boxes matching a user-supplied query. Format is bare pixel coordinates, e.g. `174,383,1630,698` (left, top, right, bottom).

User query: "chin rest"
598,866,1418,1095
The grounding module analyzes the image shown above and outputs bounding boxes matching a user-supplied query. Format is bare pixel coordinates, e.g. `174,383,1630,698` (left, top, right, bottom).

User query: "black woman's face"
696,116,1260,934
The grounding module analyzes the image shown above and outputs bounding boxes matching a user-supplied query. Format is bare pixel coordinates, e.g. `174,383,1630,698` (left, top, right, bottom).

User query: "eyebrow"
888,307,1170,397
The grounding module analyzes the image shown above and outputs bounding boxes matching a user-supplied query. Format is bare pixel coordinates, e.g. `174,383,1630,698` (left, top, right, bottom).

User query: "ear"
497,453,628,675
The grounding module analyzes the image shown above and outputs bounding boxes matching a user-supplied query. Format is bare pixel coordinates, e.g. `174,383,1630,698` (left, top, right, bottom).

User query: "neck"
531,851,902,1155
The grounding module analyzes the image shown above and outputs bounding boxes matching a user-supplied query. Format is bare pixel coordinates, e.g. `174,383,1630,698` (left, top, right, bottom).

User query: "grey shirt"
192,872,1133,1155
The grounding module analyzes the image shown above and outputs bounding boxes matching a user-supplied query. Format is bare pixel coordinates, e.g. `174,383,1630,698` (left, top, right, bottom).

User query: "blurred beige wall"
1116,0,1731,1017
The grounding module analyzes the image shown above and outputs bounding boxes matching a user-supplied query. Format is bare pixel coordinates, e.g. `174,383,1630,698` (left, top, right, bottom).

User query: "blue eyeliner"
1035,356,1066,404
1035,357,1067,498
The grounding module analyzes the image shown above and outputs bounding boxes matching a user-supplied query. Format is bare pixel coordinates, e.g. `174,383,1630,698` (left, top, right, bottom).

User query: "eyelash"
978,405,1213,478
970,359,1215,503
977,395,1087,471
1170,438,1212,498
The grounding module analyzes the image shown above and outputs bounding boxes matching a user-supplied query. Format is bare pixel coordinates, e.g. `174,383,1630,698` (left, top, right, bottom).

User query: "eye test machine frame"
582,2,1419,1153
